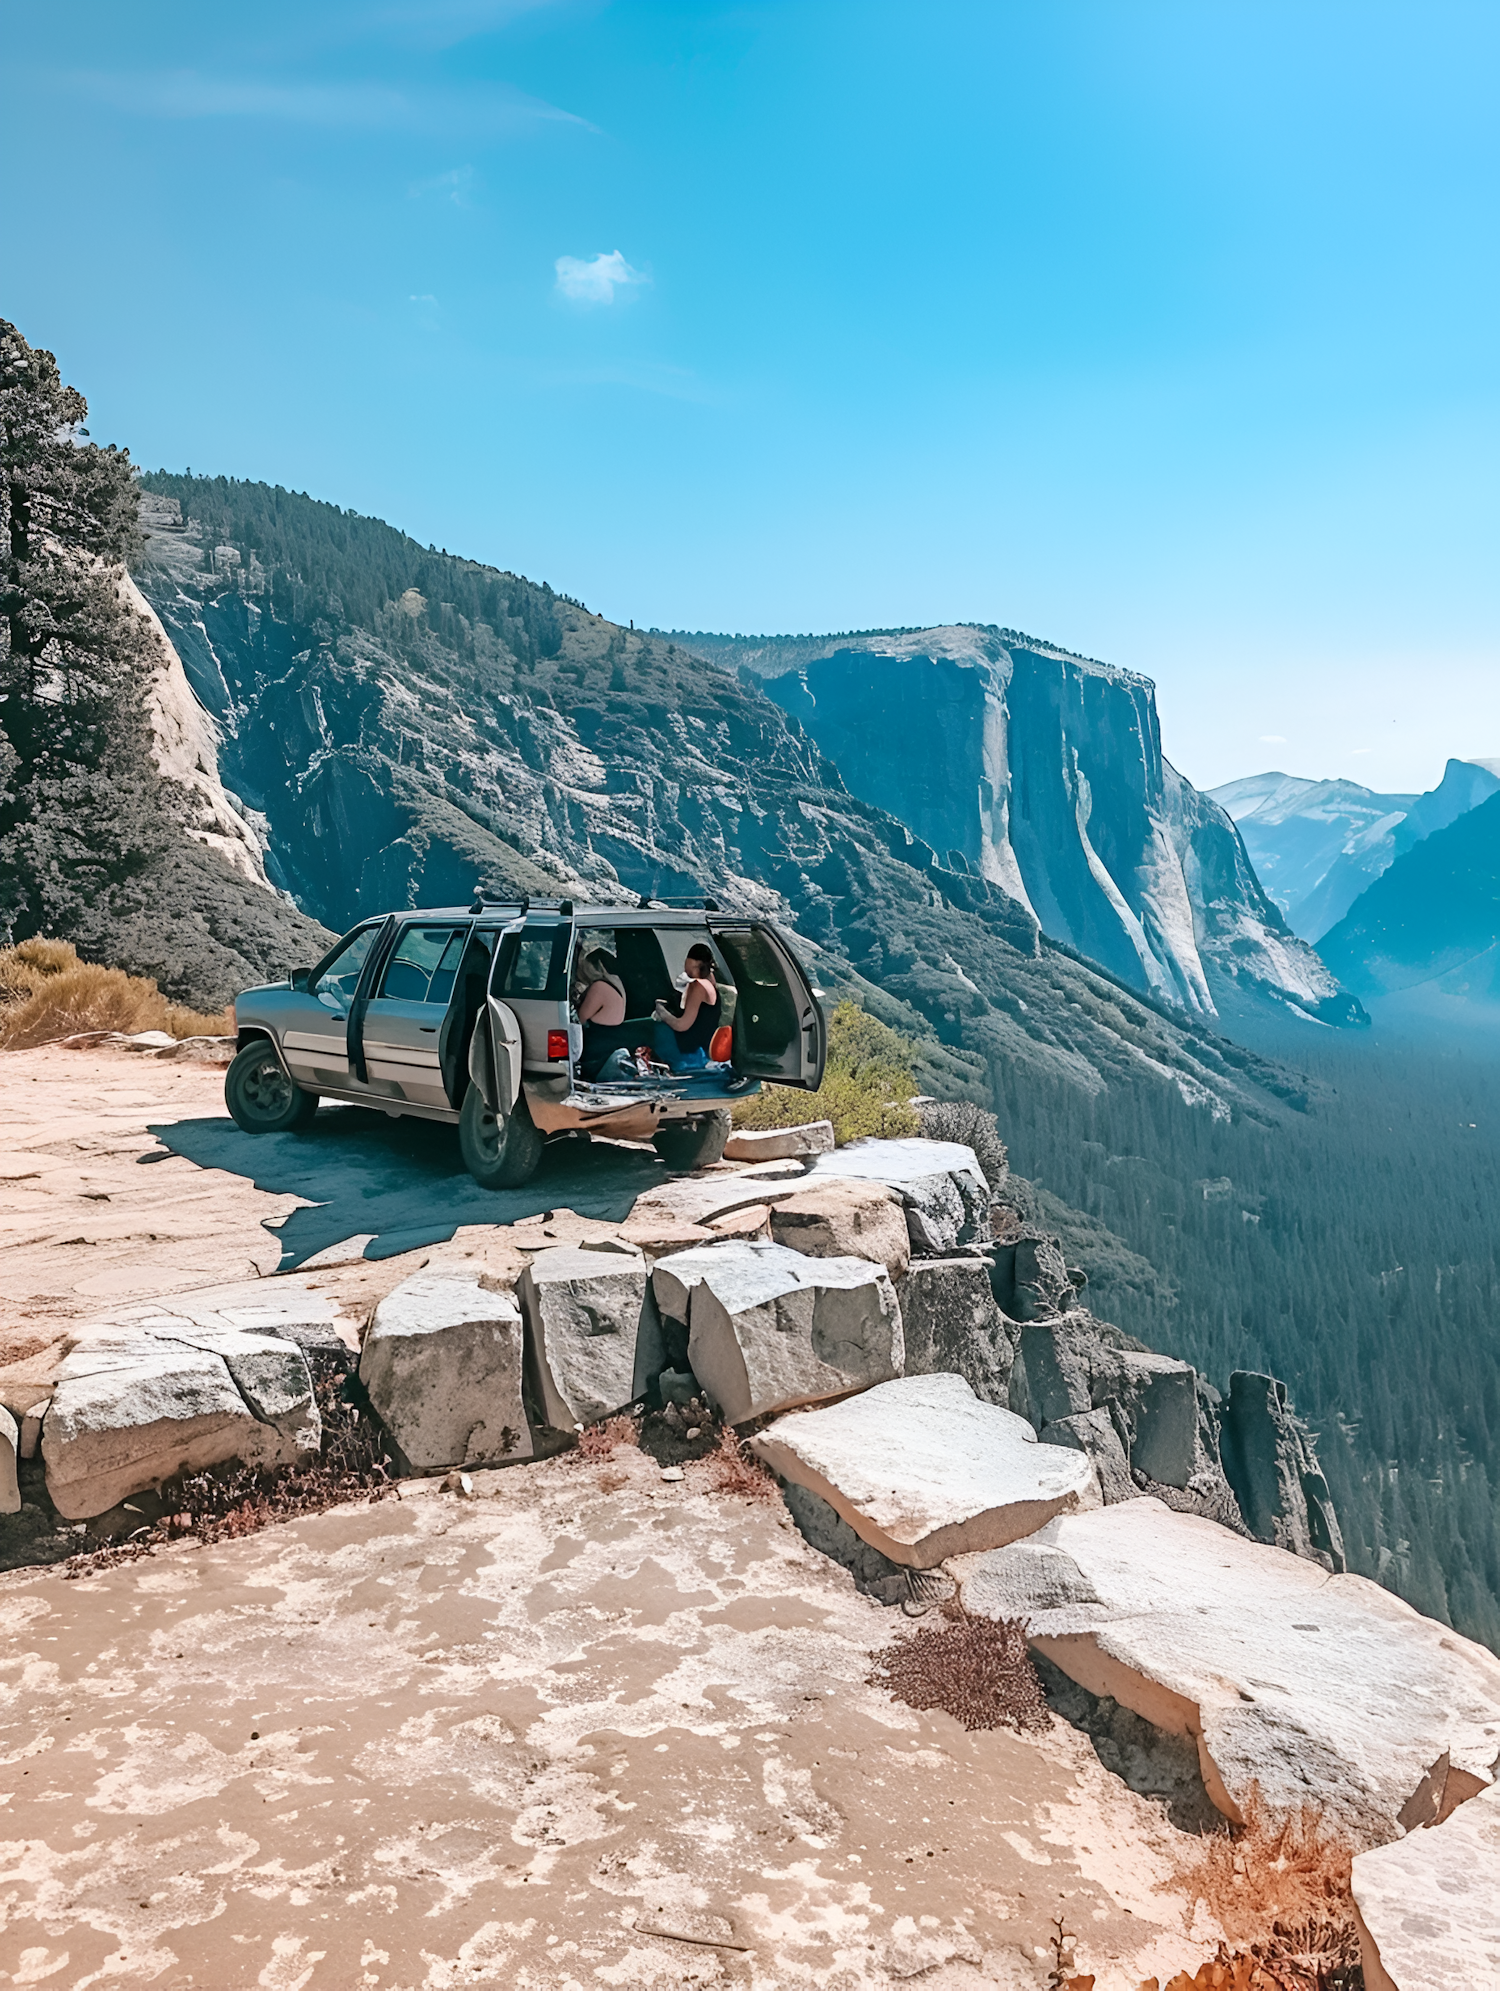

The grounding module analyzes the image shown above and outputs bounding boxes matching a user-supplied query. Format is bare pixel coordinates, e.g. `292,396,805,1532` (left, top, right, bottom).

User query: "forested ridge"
1006,1028,1500,1646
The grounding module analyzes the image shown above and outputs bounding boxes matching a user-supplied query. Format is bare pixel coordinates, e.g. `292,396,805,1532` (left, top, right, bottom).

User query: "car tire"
459,1083,544,1190
652,1110,732,1173
224,1042,320,1134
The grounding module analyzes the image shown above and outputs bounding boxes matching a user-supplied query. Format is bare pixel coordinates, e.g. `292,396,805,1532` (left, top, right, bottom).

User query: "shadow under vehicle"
224,898,827,1187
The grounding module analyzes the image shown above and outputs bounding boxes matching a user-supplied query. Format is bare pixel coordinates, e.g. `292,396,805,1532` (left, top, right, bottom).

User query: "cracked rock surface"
0,1441,1225,1989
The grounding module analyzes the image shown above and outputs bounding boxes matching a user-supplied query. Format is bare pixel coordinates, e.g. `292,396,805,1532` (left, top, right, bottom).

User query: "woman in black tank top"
651,944,722,1070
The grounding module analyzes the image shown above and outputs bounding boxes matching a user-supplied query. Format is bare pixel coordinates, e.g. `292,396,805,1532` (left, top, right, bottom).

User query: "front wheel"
653,1110,732,1173
224,1041,320,1134
459,1083,544,1189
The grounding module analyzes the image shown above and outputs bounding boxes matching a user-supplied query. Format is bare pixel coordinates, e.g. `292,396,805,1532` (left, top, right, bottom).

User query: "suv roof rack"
637,895,720,911
468,894,574,917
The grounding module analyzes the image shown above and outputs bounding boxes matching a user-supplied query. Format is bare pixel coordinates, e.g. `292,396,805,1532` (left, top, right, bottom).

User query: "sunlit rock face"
689,625,1355,1024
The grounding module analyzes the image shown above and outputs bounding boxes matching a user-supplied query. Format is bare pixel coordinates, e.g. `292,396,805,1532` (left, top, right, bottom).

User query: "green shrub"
915,1097,1008,1187
731,999,920,1145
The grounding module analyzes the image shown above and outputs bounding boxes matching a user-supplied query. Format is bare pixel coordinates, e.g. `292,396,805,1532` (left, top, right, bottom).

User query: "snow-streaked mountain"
673,625,1360,1026
1212,759,1500,941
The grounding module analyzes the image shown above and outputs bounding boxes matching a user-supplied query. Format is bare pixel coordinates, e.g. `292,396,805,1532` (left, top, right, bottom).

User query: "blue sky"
6,1,1500,794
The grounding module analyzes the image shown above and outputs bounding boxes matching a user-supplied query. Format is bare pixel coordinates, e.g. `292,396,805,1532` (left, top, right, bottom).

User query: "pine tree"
0,320,166,944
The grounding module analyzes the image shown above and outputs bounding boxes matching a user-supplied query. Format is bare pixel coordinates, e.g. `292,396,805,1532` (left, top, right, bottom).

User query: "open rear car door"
708,920,826,1089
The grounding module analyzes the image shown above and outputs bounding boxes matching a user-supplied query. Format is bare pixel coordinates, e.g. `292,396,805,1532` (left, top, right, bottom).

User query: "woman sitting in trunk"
572,949,635,1081
651,945,722,1073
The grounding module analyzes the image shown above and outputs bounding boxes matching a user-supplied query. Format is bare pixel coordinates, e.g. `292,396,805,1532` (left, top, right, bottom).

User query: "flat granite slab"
1352,1777,1500,1990
752,1372,1099,1568
951,1497,1500,1844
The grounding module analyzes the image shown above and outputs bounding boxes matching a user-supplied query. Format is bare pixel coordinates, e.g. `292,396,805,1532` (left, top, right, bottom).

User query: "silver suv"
225,898,827,1186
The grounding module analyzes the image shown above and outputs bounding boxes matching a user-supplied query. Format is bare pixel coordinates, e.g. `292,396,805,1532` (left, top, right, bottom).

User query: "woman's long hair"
574,947,626,1000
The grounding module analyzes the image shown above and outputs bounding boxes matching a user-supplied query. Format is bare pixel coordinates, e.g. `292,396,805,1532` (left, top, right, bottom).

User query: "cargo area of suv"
224,898,827,1187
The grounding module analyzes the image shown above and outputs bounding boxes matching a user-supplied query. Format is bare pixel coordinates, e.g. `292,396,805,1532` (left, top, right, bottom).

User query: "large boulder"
951,1498,1500,1844
652,1240,903,1425
1040,1406,1135,1504
42,1335,302,1521
625,1170,809,1233
1011,1314,1101,1424
753,1372,1098,1568
899,1257,1012,1403
803,1138,991,1256
104,1279,355,1360
723,1121,835,1162
516,1245,651,1431
1221,1370,1346,1570
149,1326,321,1463
360,1273,531,1473
1008,1234,1081,1321
768,1177,912,1283
0,1404,18,1515
1352,1779,1500,1991
1114,1352,1199,1490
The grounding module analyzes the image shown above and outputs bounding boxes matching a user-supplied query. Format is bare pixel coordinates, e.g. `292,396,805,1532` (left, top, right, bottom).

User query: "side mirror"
289,967,314,992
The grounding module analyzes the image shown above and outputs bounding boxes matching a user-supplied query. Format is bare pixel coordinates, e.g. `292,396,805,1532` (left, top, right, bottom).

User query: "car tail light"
546,1030,570,1062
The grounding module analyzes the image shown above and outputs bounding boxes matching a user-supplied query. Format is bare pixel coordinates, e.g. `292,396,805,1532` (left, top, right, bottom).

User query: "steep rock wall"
679,627,1358,1025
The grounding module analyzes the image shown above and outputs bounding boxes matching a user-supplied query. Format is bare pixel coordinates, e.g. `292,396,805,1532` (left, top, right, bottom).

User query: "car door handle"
420,1026,437,1033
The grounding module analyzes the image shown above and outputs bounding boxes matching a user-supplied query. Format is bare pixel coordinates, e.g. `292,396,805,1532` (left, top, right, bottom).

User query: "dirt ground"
1,1046,297,1357
0,1439,1223,1991
0,1043,661,1381
0,1044,1226,1988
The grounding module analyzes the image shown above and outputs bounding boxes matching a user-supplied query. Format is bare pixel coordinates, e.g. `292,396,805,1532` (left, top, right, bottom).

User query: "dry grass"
1131,1930,1364,1988
0,937,230,1050
572,1413,639,1461
1157,1793,1364,1990
867,1609,1052,1733
701,1423,780,1500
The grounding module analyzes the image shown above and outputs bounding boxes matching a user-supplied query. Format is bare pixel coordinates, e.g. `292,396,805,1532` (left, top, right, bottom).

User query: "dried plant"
1168,1792,1356,1942
1134,1927,1364,1990
573,1413,638,1462
1158,1791,1363,1989
0,938,229,1049
701,1424,779,1500
867,1610,1051,1733
62,1366,396,1578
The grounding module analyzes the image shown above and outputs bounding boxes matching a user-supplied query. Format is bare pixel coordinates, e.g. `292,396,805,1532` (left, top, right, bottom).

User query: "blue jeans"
652,1023,707,1073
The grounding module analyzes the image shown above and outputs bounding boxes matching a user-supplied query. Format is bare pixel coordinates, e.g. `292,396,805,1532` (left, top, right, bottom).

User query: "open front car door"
708,920,826,1089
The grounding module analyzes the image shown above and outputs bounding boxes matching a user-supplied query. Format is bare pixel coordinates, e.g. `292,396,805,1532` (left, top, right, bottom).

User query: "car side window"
314,925,380,1009
379,926,467,1004
493,926,569,1000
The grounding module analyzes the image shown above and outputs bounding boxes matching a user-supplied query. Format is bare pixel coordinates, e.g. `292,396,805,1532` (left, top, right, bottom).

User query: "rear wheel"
459,1083,544,1189
653,1110,732,1173
225,1042,320,1134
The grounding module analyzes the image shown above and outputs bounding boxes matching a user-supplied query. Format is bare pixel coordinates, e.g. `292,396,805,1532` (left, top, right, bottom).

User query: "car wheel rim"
475,1109,502,1162
243,1060,292,1115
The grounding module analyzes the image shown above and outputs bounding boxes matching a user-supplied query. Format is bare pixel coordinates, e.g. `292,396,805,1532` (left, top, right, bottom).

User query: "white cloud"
1258,734,1288,743
554,250,649,305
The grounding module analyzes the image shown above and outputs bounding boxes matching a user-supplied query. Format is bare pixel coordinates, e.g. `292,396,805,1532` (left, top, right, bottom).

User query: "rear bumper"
527,1075,760,1140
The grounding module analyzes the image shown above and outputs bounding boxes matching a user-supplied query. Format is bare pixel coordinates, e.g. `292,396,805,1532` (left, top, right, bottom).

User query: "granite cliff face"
673,626,1359,1027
